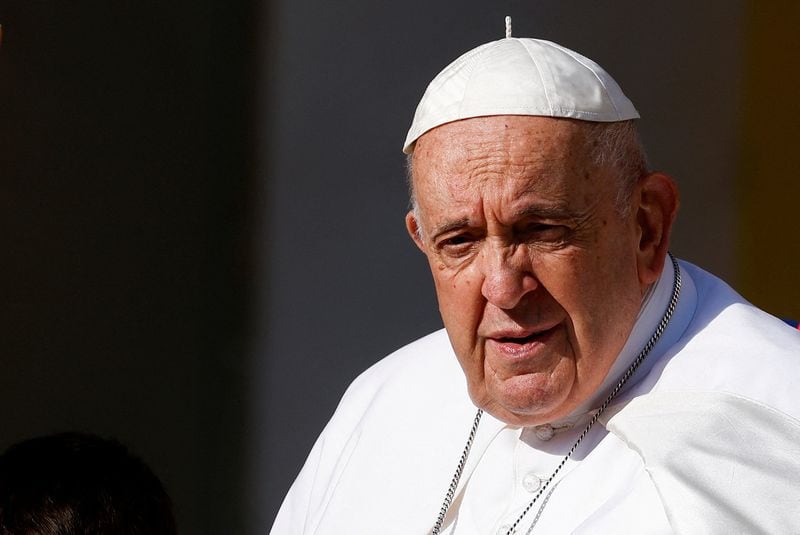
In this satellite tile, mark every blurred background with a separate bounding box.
[1,1,798,533]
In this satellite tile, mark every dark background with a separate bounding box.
[1,1,253,533]
[1,1,797,533]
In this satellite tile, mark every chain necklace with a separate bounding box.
[430,254,682,535]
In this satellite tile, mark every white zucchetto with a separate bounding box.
[403,37,639,154]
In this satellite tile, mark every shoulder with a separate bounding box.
[600,262,800,530]
[680,260,799,350]
[330,329,460,420]
[344,328,455,391]
[652,260,800,416]
[271,329,476,534]
[308,328,470,455]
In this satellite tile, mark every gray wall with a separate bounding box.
[252,1,745,531]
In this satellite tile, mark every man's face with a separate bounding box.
[407,116,646,426]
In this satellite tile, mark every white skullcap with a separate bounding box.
[403,37,639,154]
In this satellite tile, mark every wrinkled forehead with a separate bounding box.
[410,115,597,210]
[412,115,591,177]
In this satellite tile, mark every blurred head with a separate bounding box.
[405,115,678,426]
[0,432,177,535]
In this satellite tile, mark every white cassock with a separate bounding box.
[270,260,800,534]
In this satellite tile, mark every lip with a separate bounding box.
[485,323,560,360]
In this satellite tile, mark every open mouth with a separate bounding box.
[497,332,542,344]
[495,325,557,345]
[489,325,559,356]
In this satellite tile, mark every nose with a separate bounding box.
[480,244,538,309]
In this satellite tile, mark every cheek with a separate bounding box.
[429,263,484,353]
[546,250,640,367]
[532,253,611,347]
[433,275,479,329]
[429,255,476,305]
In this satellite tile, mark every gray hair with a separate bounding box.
[405,119,649,219]
[586,120,650,216]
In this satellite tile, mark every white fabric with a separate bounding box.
[270,261,800,534]
[603,391,800,535]
[402,38,639,154]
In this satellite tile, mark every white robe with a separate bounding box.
[270,260,800,534]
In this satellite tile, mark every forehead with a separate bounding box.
[411,116,594,205]
[414,115,586,156]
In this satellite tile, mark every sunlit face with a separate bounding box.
[407,116,647,426]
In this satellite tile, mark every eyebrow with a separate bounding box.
[512,203,579,221]
[429,203,578,239]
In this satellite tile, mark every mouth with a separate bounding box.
[496,332,545,344]
[486,324,560,359]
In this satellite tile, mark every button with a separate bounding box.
[534,424,555,441]
[497,525,514,535]
[522,472,542,493]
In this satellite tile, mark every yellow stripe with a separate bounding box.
[737,2,800,320]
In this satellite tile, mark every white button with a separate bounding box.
[522,472,542,493]
[534,424,554,441]
[497,525,514,535]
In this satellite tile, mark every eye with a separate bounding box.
[519,222,568,242]
[436,233,479,257]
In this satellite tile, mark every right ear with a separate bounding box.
[405,211,426,252]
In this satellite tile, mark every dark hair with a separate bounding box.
[0,432,177,535]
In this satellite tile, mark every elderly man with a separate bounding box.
[271,29,800,535]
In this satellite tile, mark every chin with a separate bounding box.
[486,403,555,427]
[476,381,568,426]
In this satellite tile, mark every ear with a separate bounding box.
[634,172,680,287]
[405,211,427,252]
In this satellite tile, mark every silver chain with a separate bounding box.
[430,407,484,534]
[430,253,682,535]
[524,477,562,534]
